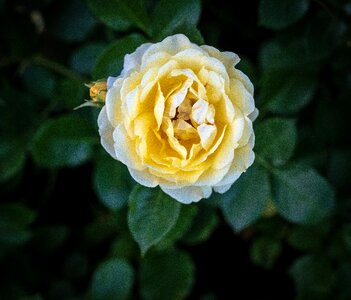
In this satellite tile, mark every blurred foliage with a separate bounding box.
[0,0,350,299]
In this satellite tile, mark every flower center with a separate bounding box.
[166,86,217,153]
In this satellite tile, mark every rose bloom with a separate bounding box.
[98,34,258,204]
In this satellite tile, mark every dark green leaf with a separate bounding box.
[250,237,282,269]
[49,0,97,42]
[70,43,106,75]
[0,87,38,138]
[183,205,218,244]
[156,205,198,250]
[88,0,149,32]
[260,71,317,114]
[289,255,335,299]
[0,203,36,247]
[272,164,335,225]
[118,0,150,33]
[110,234,138,260]
[255,118,297,166]
[86,0,131,31]
[31,114,97,168]
[93,34,146,79]
[288,224,330,251]
[221,164,270,232]
[84,213,120,244]
[91,258,134,300]
[128,185,181,254]
[151,0,201,40]
[0,138,26,183]
[55,79,85,110]
[259,0,309,30]
[140,249,195,300]
[93,154,135,211]
[23,65,56,99]
[259,40,319,72]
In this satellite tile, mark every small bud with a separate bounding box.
[75,80,107,110]
[87,80,107,103]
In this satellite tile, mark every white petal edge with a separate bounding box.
[128,167,158,188]
[97,106,117,159]
[121,43,152,76]
[107,76,118,90]
[160,185,212,204]
[142,34,192,63]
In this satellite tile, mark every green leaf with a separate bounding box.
[91,258,134,300]
[259,39,320,73]
[255,118,297,166]
[88,0,149,32]
[49,0,97,42]
[140,249,195,300]
[55,79,85,110]
[128,186,181,254]
[0,138,26,183]
[0,203,36,247]
[272,164,335,225]
[289,255,335,299]
[23,65,56,99]
[288,224,330,251]
[110,234,138,260]
[260,71,317,114]
[220,164,270,232]
[70,43,106,75]
[183,205,218,244]
[31,114,97,168]
[250,237,282,269]
[151,0,201,40]
[118,0,150,33]
[86,0,131,31]
[156,205,198,250]
[258,0,309,30]
[93,34,146,79]
[0,203,36,226]
[93,154,135,211]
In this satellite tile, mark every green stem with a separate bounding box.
[33,55,86,82]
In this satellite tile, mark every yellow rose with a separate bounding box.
[98,34,258,203]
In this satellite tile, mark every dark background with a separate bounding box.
[1,0,351,299]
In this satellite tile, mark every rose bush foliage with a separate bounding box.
[0,0,350,299]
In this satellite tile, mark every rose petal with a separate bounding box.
[160,185,212,204]
[191,98,209,125]
[128,167,158,187]
[142,34,192,61]
[197,123,217,151]
[201,45,240,69]
[113,125,143,170]
[165,78,192,118]
[122,43,152,75]
[229,78,255,116]
[154,83,165,129]
[98,107,117,159]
